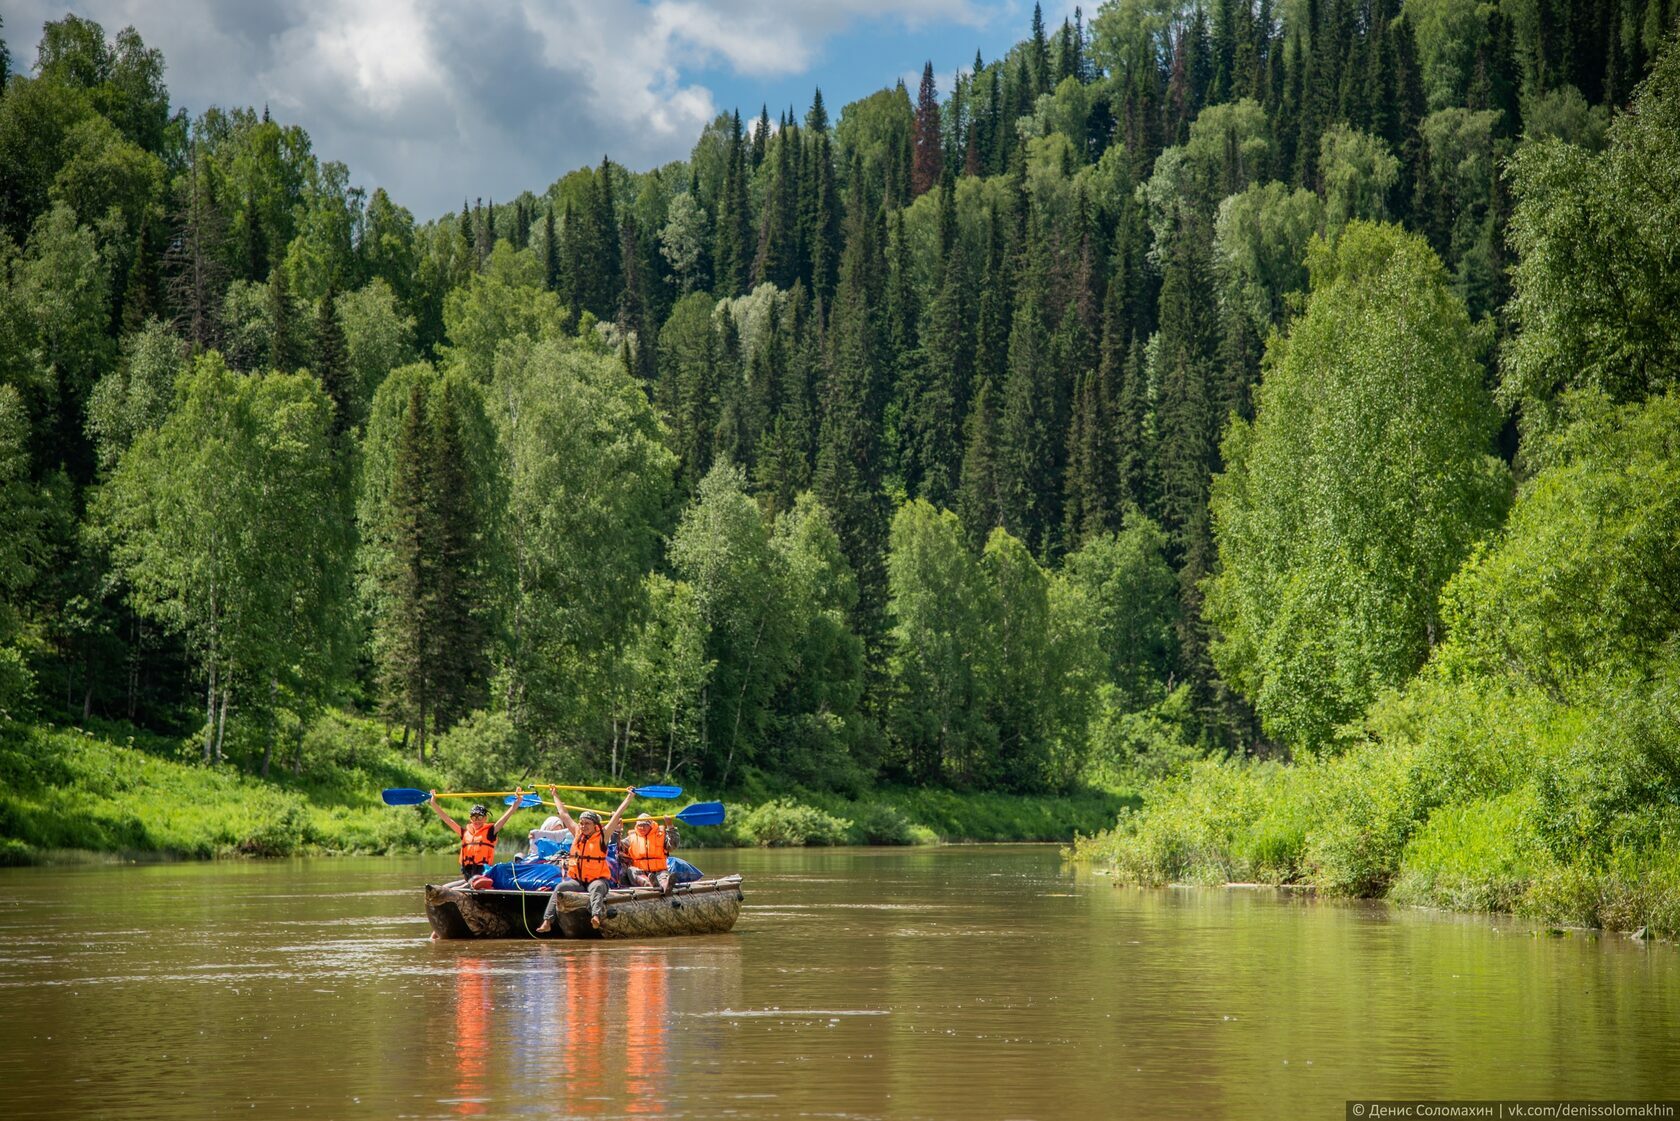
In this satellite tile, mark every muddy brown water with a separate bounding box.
[1,846,1676,1119]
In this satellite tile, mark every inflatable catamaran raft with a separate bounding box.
[424,874,746,939]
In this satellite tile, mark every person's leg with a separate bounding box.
[587,878,611,927]
[536,878,583,932]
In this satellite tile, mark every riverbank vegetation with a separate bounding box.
[0,715,1129,863]
[0,0,1675,923]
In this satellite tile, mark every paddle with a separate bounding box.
[508,795,726,827]
[380,783,683,807]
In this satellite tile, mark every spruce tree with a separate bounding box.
[802,131,841,307]
[266,265,300,373]
[754,284,818,514]
[752,104,771,168]
[382,381,434,759]
[1029,3,1051,96]
[805,87,829,133]
[543,206,559,291]
[1115,334,1150,512]
[971,205,1014,389]
[912,61,944,197]
[714,111,751,297]
[1151,213,1219,557]
[957,376,1004,549]
[590,156,622,316]
[997,279,1054,552]
[313,283,351,438]
[428,379,487,732]
[815,190,890,651]
[915,235,972,508]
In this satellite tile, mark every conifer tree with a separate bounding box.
[752,119,800,289]
[382,381,434,759]
[915,225,972,508]
[805,87,829,133]
[971,205,1014,389]
[815,189,890,649]
[755,285,818,514]
[542,206,559,292]
[165,139,228,355]
[590,156,622,317]
[752,104,771,168]
[313,283,351,437]
[1029,3,1051,96]
[1151,213,1219,557]
[912,62,944,197]
[997,278,1054,551]
[801,129,841,307]
[427,379,487,732]
[618,212,658,385]
[266,265,300,373]
[957,376,1004,549]
[1115,334,1150,513]
[713,111,751,297]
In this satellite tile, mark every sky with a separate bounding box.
[2,1,1081,220]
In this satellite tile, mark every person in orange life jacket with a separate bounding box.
[427,788,526,880]
[535,786,634,932]
[623,812,679,895]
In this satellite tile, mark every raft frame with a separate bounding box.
[424,874,745,940]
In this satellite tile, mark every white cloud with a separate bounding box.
[0,0,1001,217]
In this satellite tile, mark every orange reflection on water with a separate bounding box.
[547,948,671,1117]
[452,957,491,1116]
[623,950,669,1115]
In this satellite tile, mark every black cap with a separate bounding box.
[470,804,488,817]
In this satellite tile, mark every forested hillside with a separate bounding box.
[0,0,1676,845]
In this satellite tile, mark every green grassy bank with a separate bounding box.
[1071,672,1680,940]
[0,716,1134,865]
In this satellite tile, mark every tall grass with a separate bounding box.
[0,715,1138,863]
[1072,671,1680,937]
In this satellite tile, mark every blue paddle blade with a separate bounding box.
[674,801,725,826]
[381,788,430,806]
[502,793,545,808]
[632,784,683,800]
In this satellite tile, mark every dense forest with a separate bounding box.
[0,0,1676,857]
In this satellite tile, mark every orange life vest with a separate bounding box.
[567,829,613,883]
[459,822,496,867]
[624,826,668,873]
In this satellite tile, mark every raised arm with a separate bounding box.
[493,788,525,832]
[604,788,635,841]
[428,791,462,836]
[550,787,577,834]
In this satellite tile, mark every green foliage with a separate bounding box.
[1207,221,1509,749]
[494,339,675,752]
[739,798,853,847]
[1087,388,1680,935]
[96,352,353,762]
[86,318,181,473]
[1503,39,1680,409]
[433,709,532,792]
[441,242,565,383]
[0,715,451,860]
[335,278,416,432]
[886,500,993,783]
[1318,126,1399,233]
[1437,391,1680,699]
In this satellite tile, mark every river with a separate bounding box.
[1,846,1676,1119]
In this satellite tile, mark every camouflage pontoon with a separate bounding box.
[424,874,744,940]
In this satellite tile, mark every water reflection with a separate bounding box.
[624,950,669,1115]
[451,957,491,1116]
